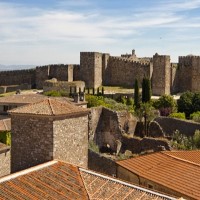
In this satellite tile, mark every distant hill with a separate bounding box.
[0,64,36,71]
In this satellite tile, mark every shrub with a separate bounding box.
[153,95,177,116]
[190,111,200,122]
[86,95,105,108]
[44,90,68,97]
[177,91,194,118]
[193,130,200,148]
[0,131,11,146]
[169,112,186,120]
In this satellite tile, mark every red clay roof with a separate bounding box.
[164,150,200,165]
[0,160,175,200]
[8,98,89,116]
[117,151,200,200]
[0,118,11,131]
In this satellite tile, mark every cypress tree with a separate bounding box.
[102,87,104,96]
[134,79,139,108]
[142,78,151,103]
[146,78,152,102]
[142,78,146,102]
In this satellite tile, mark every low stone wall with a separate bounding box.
[43,79,85,94]
[0,147,10,177]
[154,117,200,137]
[88,150,116,176]
[121,136,171,154]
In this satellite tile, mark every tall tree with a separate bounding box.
[134,79,139,108]
[142,78,151,103]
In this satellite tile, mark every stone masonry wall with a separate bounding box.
[53,115,88,168]
[88,107,103,141]
[88,150,116,176]
[11,115,54,173]
[154,117,200,137]
[0,150,10,177]
[191,56,200,92]
[177,56,193,92]
[49,64,73,82]
[152,54,171,95]
[104,57,151,87]
[89,107,137,152]
[43,80,85,93]
[0,69,35,87]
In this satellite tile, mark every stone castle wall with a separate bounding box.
[104,56,152,87]
[0,69,35,87]
[177,56,193,92]
[1,50,200,94]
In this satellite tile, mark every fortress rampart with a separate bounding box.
[1,50,200,95]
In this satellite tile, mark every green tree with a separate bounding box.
[177,91,194,118]
[153,95,177,116]
[134,79,139,108]
[193,130,200,149]
[142,78,151,103]
[192,92,200,112]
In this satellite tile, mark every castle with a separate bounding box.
[1,49,200,95]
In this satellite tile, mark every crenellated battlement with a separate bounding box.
[109,56,150,66]
[1,49,200,94]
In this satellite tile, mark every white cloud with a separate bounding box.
[0,0,200,65]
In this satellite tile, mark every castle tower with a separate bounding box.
[102,53,110,85]
[191,56,200,92]
[9,99,89,173]
[152,53,171,95]
[80,52,102,88]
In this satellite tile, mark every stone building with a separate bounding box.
[9,98,89,173]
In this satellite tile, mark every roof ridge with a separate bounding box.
[0,160,58,183]
[47,98,54,115]
[161,151,200,167]
[79,168,176,200]
[2,119,7,130]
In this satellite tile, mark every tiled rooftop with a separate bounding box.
[9,98,89,116]
[0,118,11,131]
[117,151,200,200]
[0,160,175,200]
[0,94,46,104]
[164,150,200,165]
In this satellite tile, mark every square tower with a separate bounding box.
[9,99,89,173]
[80,52,102,88]
[152,53,171,95]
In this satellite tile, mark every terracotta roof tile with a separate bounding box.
[0,94,46,104]
[8,98,89,116]
[164,150,200,165]
[0,160,175,200]
[117,151,200,199]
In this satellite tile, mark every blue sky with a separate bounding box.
[0,0,200,66]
